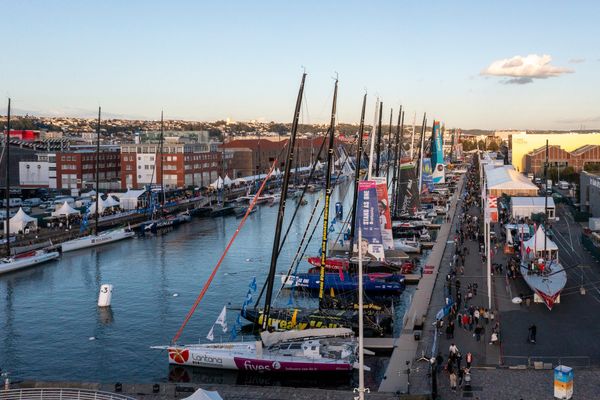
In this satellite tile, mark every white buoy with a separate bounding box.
[98,284,113,307]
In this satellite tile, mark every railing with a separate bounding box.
[502,355,592,368]
[0,388,136,400]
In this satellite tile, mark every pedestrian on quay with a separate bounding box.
[466,352,473,369]
[483,308,489,324]
[435,352,444,374]
[528,324,537,343]
[449,343,459,357]
[457,312,463,328]
[458,367,465,387]
[449,370,458,391]
[474,325,483,341]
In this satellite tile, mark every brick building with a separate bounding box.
[222,137,345,177]
[55,147,121,190]
[120,141,221,190]
[524,144,600,175]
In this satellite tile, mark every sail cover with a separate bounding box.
[261,328,353,347]
[397,162,420,215]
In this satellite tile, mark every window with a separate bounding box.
[138,165,141,169]
[126,165,132,171]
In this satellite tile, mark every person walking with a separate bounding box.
[465,352,473,369]
[449,343,459,358]
[528,324,537,343]
[435,352,444,374]
[449,370,458,391]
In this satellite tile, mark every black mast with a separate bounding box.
[386,108,393,185]
[5,98,10,257]
[318,78,339,307]
[390,106,402,217]
[159,111,164,208]
[349,93,367,253]
[544,139,549,259]
[375,101,383,176]
[261,73,306,331]
[94,107,101,234]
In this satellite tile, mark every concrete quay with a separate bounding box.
[378,176,465,394]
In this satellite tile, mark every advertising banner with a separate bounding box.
[353,180,385,261]
[373,176,394,250]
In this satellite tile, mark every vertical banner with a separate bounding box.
[373,176,394,250]
[353,180,385,261]
[421,159,434,192]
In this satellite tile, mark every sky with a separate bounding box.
[1,0,599,130]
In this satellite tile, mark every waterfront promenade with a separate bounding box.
[378,175,465,394]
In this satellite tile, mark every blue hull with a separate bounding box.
[287,272,405,294]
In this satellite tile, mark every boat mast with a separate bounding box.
[367,99,379,180]
[94,107,101,234]
[261,73,306,331]
[386,108,393,186]
[318,78,339,308]
[159,111,164,208]
[394,110,405,218]
[390,105,402,218]
[417,113,426,193]
[410,111,416,160]
[544,139,549,260]
[375,101,383,176]
[349,93,367,253]
[5,98,10,257]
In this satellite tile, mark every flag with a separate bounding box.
[215,306,228,333]
[206,325,214,341]
[229,327,238,341]
[249,277,257,292]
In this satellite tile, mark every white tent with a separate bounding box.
[88,197,111,214]
[209,176,224,189]
[484,165,538,197]
[52,201,80,217]
[9,208,38,233]
[232,177,247,185]
[111,189,146,210]
[523,226,558,257]
[315,161,323,171]
[181,388,223,400]
[223,175,233,187]
[104,196,120,208]
[81,190,97,198]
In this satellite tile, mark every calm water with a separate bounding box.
[0,182,416,387]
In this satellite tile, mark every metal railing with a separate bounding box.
[502,355,592,368]
[0,388,136,400]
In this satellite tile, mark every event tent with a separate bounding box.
[9,208,38,233]
[522,225,558,259]
[181,388,223,400]
[485,165,539,197]
[223,175,233,187]
[210,176,224,189]
[52,201,80,217]
[111,189,146,210]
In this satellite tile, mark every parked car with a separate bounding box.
[23,198,43,207]
[39,201,53,209]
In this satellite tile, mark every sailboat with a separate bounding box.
[518,141,566,310]
[61,107,134,252]
[0,98,59,274]
[158,74,359,373]
[247,92,397,334]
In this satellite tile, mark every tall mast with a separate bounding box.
[544,139,549,259]
[367,99,379,180]
[394,111,405,217]
[390,105,402,217]
[94,107,101,234]
[349,93,367,253]
[159,111,164,207]
[318,78,339,307]
[417,113,426,193]
[375,101,383,176]
[410,111,416,160]
[386,108,393,185]
[5,98,11,257]
[261,73,306,331]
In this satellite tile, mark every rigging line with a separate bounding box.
[274,194,323,301]
[171,155,281,344]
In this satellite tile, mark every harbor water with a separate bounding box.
[0,182,415,388]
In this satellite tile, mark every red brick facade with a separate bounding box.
[56,149,121,190]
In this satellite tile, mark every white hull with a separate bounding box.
[61,229,135,252]
[0,250,60,275]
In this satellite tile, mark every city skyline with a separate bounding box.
[1,0,599,130]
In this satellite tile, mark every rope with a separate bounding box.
[171,156,280,344]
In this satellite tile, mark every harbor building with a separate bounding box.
[580,171,600,217]
[524,144,600,175]
[120,140,221,190]
[55,146,121,190]
[511,132,600,172]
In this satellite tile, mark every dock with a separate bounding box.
[378,176,464,394]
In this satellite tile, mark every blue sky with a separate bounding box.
[1,0,599,129]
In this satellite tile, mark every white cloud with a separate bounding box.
[481,54,573,84]
[569,58,586,64]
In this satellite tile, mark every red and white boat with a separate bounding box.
[157,328,357,373]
